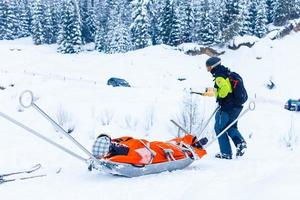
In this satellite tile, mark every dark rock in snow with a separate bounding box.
[185,47,225,56]
[228,42,255,50]
[177,78,186,81]
[107,77,131,87]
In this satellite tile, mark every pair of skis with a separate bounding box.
[0,164,45,184]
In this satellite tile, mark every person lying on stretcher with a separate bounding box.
[92,134,208,165]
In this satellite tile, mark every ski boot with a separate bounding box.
[236,142,247,157]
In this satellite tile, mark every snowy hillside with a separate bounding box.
[1,32,300,200]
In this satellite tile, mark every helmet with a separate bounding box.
[92,134,112,158]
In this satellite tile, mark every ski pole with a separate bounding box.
[170,119,189,135]
[170,106,220,138]
[19,90,98,162]
[196,106,220,139]
[205,101,255,148]
[0,111,87,162]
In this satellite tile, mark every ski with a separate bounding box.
[0,164,41,178]
[0,174,46,184]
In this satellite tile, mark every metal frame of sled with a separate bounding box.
[0,90,255,177]
[93,157,194,177]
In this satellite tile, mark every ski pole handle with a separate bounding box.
[19,90,34,108]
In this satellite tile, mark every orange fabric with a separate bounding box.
[169,134,207,158]
[106,134,207,165]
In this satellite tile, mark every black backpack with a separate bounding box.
[228,71,248,106]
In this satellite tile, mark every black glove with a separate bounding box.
[193,137,208,149]
[199,137,208,145]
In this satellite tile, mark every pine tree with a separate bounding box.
[168,1,181,46]
[18,0,31,38]
[210,0,223,45]
[58,0,82,54]
[31,0,44,45]
[220,0,243,42]
[43,1,56,44]
[94,0,108,52]
[273,0,293,26]
[160,0,178,45]
[241,0,257,36]
[147,0,161,45]
[254,1,267,38]
[49,0,61,43]
[192,0,202,44]
[290,0,300,19]
[265,0,275,24]
[95,23,105,52]
[105,0,131,53]
[0,0,7,40]
[131,0,152,50]
[5,0,19,40]
[199,1,220,45]
[178,0,194,43]
[295,0,300,19]
[221,0,240,28]
[80,0,97,44]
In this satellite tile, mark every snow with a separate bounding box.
[1,32,300,199]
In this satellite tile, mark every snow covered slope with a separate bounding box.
[1,32,300,200]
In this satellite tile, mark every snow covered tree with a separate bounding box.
[105,0,131,53]
[18,0,31,38]
[58,0,82,54]
[131,0,152,50]
[241,0,257,36]
[31,0,44,45]
[254,1,268,38]
[295,0,300,19]
[4,0,19,40]
[147,0,161,45]
[94,0,108,52]
[192,1,202,43]
[220,0,239,27]
[290,0,300,19]
[49,0,62,44]
[160,0,180,46]
[265,0,276,24]
[80,0,97,44]
[43,1,56,44]
[168,2,181,46]
[273,0,293,26]
[95,23,105,52]
[219,0,243,42]
[0,0,7,40]
[178,0,194,43]
[197,0,220,45]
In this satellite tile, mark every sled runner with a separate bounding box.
[92,157,194,177]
